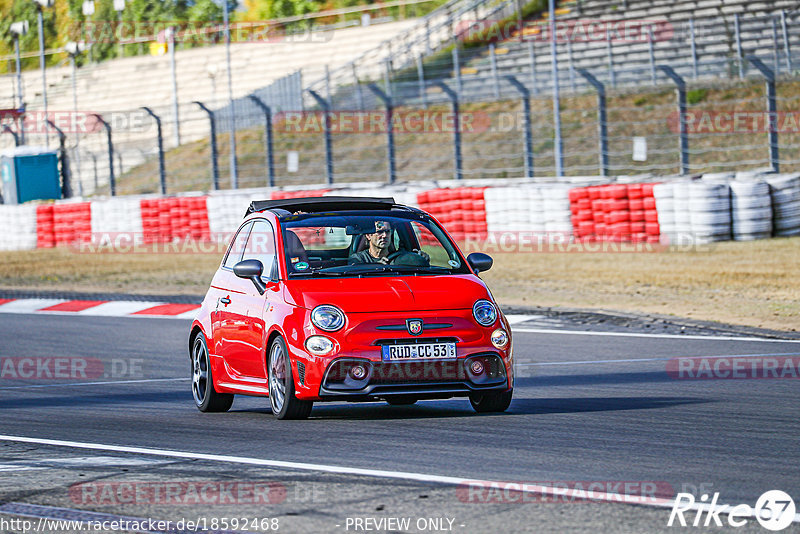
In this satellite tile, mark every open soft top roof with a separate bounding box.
[246,196,398,217]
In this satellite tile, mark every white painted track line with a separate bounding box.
[0,435,796,523]
[511,327,800,343]
[515,352,800,367]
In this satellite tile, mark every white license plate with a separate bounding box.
[381,342,456,362]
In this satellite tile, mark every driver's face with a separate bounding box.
[368,221,391,249]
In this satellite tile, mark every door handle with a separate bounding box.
[220,297,231,305]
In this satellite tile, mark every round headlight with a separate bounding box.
[491,329,509,349]
[311,305,346,332]
[305,335,335,356]
[473,299,497,326]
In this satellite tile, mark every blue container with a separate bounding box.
[0,146,60,205]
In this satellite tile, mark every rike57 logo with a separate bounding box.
[668,490,796,531]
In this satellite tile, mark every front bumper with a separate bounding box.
[318,352,508,400]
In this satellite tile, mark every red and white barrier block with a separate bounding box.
[0,299,199,319]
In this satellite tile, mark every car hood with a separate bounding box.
[283,275,491,313]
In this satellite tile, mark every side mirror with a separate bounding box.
[467,252,493,274]
[233,259,266,295]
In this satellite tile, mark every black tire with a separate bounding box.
[268,336,313,420]
[191,334,234,413]
[386,396,418,406]
[469,389,513,413]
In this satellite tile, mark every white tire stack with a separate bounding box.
[730,181,772,241]
[90,197,143,245]
[688,182,731,243]
[0,204,37,251]
[206,194,253,240]
[541,185,572,243]
[652,182,676,243]
[765,174,800,237]
[672,181,693,243]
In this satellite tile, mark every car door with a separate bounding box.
[220,219,279,380]
[211,221,253,374]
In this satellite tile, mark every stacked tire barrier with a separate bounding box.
[0,204,37,251]
[568,183,659,243]
[4,176,800,253]
[35,205,55,248]
[484,185,572,241]
[416,188,487,242]
[730,181,772,241]
[766,174,800,237]
[90,197,143,243]
[53,202,92,246]
[140,197,211,242]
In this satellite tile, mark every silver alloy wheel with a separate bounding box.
[269,342,287,414]
[191,337,208,406]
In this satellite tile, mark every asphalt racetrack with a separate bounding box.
[1,312,799,533]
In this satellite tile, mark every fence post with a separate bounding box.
[325,64,332,107]
[527,40,537,94]
[167,27,180,147]
[435,81,462,180]
[748,57,779,173]
[658,66,689,175]
[771,17,780,76]
[605,28,615,88]
[452,39,462,98]
[91,113,116,196]
[192,101,220,190]
[352,63,364,111]
[549,0,564,177]
[90,152,98,191]
[247,95,276,187]
[490,43,500,99]
[648,25,656,84]
[577,69,608,177]
[567,39,576,92]
[734,14,744,79]
[383,59,393,98]
[689,18,698,80]
[416,54,428,109]
[506,75,533,178]
[46,120,71,198]
[308,90,334,185]
[781,10,792,73]
[141,107,166,195]
[367,84,396,184]
[1,125,19,146]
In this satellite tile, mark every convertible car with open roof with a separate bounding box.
[189,196,513,419]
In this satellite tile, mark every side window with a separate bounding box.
[242,220,277,279]
[223,222,253,269]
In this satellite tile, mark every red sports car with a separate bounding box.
[189,197,513,419]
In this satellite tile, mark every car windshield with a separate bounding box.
[280,211,469,278]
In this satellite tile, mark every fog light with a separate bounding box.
[491,329,509,349]
[350,364,367,380]
[305,335,335,356]
[470,360,485,375]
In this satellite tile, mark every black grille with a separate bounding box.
[369,361,466,384]
[297,361,306,386]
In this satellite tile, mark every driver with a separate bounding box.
[348,220,430,265]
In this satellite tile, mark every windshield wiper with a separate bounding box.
[288,269,345,277]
